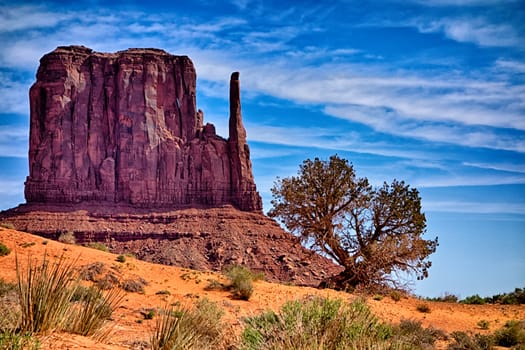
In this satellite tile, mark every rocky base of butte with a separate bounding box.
[0,46,341,286]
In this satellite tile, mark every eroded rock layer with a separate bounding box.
[1,205,342,286]
[25,46,262,211]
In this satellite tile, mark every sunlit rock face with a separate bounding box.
[25,46,262,212]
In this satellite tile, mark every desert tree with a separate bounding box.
[268,155,438,290]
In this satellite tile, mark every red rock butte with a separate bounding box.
[1,46,342,286]
[25,45,262,212]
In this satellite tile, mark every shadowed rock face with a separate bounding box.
[25,46,262,211]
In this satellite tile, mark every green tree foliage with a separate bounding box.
[269,155,438,290]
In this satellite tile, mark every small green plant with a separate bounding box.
[223,265,262,300]
[58,231,76,245]
[477,319,490,330]
[0,331,40,350]
[390,290,402,302]
[0,222,15,229]
[116,255,126,263]
[155,290,171,295]
[416,303,431,313]
[19,242,36,249]
[85,242,109,252]
[143,309,156,320]
[151,298,226,350]
[373,294,384,301]
[0,242,11,257]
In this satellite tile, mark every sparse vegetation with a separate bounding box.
[393,319,444,349]
[461,288,525,305]
[84,242,109,252]
[223,265,263,300]
[0,253,122,344]
[494,320,525,348]
[116,254,126,263]
[122,277,148,293]
[477,319,490,330]
[416,303,431,313]
[390,290,403,302]
[461,294,486,305]
[58,231,76,244]
[155,290,171,295]
[0,242,11,257]
[241,296,398,350]
[426,292,459,303]
[151,298,226,350]
[0,222,15,230]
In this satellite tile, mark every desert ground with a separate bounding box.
[1,226,523,349]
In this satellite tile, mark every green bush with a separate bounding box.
[151,298,226,350]
[85,242,109,252]
[241,297,395,350]
[461,294,485,305]
[116,254,126,263]
[0,222,15,230]
[0,242,11,257]
[477,319,490,330]
[393,319,443,349]
[0,331,40,350]
[447,331,494,350]
[223,265,262,300]
[416,303,431,313]
[494,320,525,348]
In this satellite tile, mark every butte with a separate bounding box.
[0,46,340,286]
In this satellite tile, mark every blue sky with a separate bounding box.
[0,0,524,298]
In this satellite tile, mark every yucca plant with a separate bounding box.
[66,285,123,336]
[16,253,79,334]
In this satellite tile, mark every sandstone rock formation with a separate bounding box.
[25,46,262,211]
[0,46,341,287]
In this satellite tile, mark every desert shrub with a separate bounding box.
[390,290,402,302]
[85,242,109,252]
[393,319,444,349]
[58,231,76,244]
[122,277,148,293]
[416,303,431,313]
[0,331,40,350]
[151,298,225,350]
[0,278,16,297]
[96,272,120,290]
[447,331,493,350]
[461,294,485,305]
[204,278,224,291]
[427,292,459,303]
[79,262,106,281]
[223,265,262,300]
[477,320,490,330]
[116,254,126,263]
[494,320,525,348]
[241,296,395,350]
[0,222,15,230]
[0,242,11,257]
[155,290,171,295]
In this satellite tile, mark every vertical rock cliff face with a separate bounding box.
[25,46,262,211]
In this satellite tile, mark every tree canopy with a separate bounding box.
[268,155,438,290]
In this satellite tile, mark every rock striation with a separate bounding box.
[25,46,262,211]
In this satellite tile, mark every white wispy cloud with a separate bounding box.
[414,17,523,48]
[423,200,525,214]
